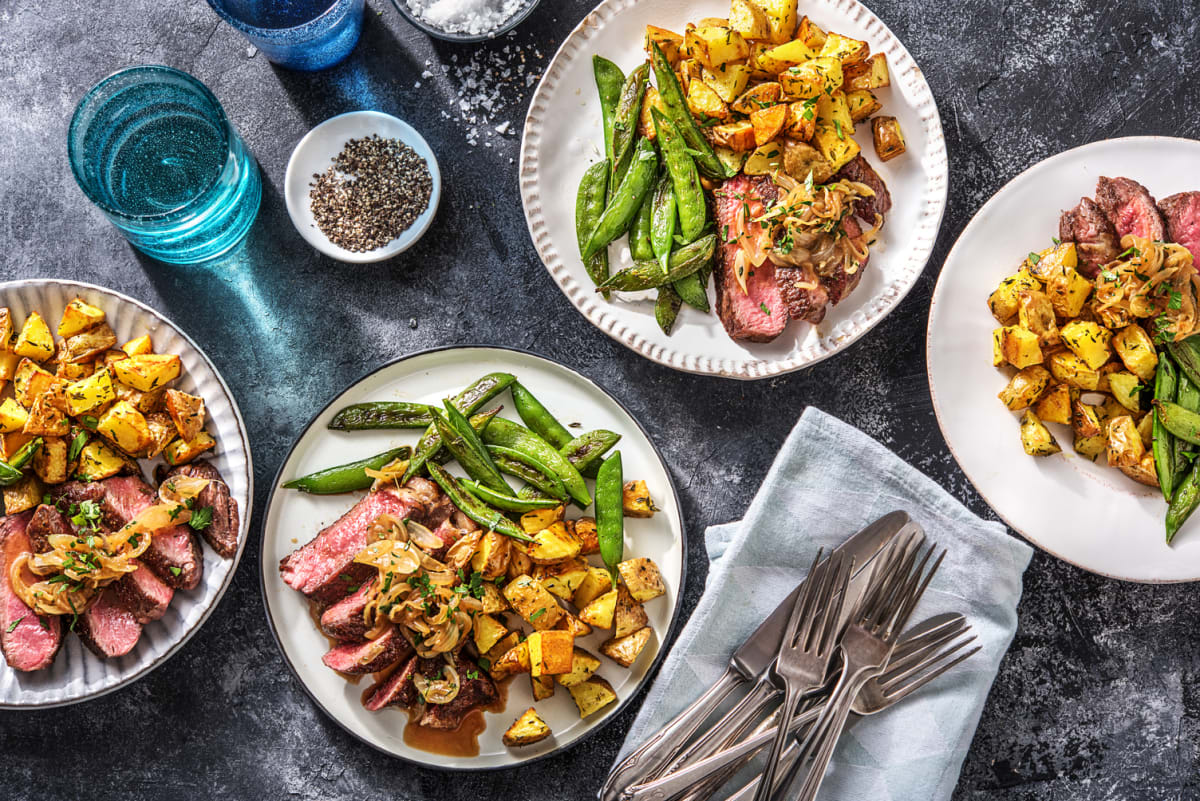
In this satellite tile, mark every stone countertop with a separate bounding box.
[2,1,1200,798]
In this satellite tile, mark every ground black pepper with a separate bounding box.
[309,135,433,252]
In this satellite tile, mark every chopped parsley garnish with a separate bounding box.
[1169,289,1183,310]
[760,302,771,316]
[188,506,213,531]
[7,616,23,633]
[833,119,844,140]
[1027,251,1041,265]
[170,566,182,576]
[1100,270,1117,282]
[465,668,480,680]
[70,500,102,532]
[529,607,547,622]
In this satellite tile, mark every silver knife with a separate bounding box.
[599,510,913,801]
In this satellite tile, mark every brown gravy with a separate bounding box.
[400,676,510,757]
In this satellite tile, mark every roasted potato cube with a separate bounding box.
[31,436,68,485]
[3,474,43,516]
[842,53,889,91]
[471,529,512,579]
[742,140,785,175]
[102,349,128,370]
[503,574,563,630]
[56,359,93,381]
[617,557,666,602]
[729,0,770,39]
[796,15,826,47]
[602,626,654,668]
[997,366,1051,411]
[1048,351,1099,390]
[113,381,164,415]
[556,648,602,687]
[1107,372,1143,412]
[622,480,658,518]
[528,629,575,677]
[1106,415,1145,468]
[1121,452,1159,487]
[75,440,127,481]
[813,91,860,171]
[685,26,750,70]
[473,613,509,654]
[756,38,818,74]
[757,0,798,43]
[163,430,215,466]
[521,506,564,534]
[503,707,551,747]
[615,586,649,639]
[97,400,152,454]
[507,548,534,582]
[697,17,730,28]
[1060,321,1112,370]
[573,565,614,608]
[1138,411,1154,448]
[701,63,751,103]
[645,25,685,66]
[819,31,870,65]
[676,58,703,94]
[1000,326,1044,369]
[845,89,881,123]
[557,610,592,639]
[778,56,843,99]
[709,120,757,152]
[522,522,582,564]
[1033,384,1075,425]
[62,323,117,364]
[1026,242,1078,279]
[122,334,152,357]
[0,399,28,433]
[484,631,521,667]
[0,309,12,348]
[531,673,555,701]
[1073,431,1105,459]
[578,588,618,629]
[988,269,1042,322]
[162,389,205,442]
[749,104,788,146]
[58,299,105,338]
[65,367,116,416]
[478,581,507,615]
[1045,266,1093,318]
[24,386,70,438]
[13,312,54,362]
[686,78,730,122]
[0,432,34,463]
[1096,362,1124,394]
[1070,398,1104,438]
[781,139,834,183]
[783,100,817,141]
[572,518,600,555]
[1017,290,1060,348]
[568,677,618,718]
[991,328,1006,367]
[871,116,906,162]
[0,352,18,384]
[491,640,531,679]
[1112,324,1158,381]
[535,556,590,600]
[731,81,783,115]
[111,354,181,392]
[1019,411,1061,456]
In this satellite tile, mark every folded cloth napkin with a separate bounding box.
[617,407,1033,801]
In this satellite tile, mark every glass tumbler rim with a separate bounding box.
[204,0,349,42]
[67,64,233,223]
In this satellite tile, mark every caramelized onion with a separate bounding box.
[413,661,460,704]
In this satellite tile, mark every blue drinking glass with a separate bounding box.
[67,66,262,265]
[206,0,366,71]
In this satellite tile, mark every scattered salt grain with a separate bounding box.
[406,0,527,36]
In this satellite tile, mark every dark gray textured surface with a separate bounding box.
[1,1,1199,798]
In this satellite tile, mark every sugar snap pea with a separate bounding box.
[1168,462,1200,543]
[593,56,624,159]
[655,286,683,335]
[426,463,532,542]
[402,372,515,482]
[1169,339,1200,389]
[328,402,433,431]
[650,172,677,273]
[518,485,556,502]
[1154,401,1200,446]
[511,382,573,449]
[631,192,655,261]
[596,451,624,579]
[432,408,510,495]
[673,272,711,312]
[1154,356,1178,500]
[0,437,42,486]
[649,43,731,180]
[481,418,592,507]
[560,429,621,479]
[282,446,412,494]
[610,63,650,194]
[598,233,717,292]
[651,107,706,242]
[460,480,560,513]
[1174,371,1199,478]
[583,139,659,260]
[486,445,569,501]
[576,160,612,297]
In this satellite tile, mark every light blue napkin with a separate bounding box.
[618,407,1033,800]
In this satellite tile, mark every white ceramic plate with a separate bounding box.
[520,0,947,379]
[260,347,686,768]
[0,279,253,706]
[928,136,1200,582]
[284,111,442,263]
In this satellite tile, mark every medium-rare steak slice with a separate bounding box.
[76,586,142,659]
[1059,197,1120,278]
[0,512,62,672]
[714,174,788,342]
[418,655,498,730]
[47,482,123,531]
[1160,191,1200,261]
[104,476,202,591]
[27,503,72,554]
[319,578,376,642]
[825,214,870,305]
[166,460,239,558]
[281,485,429,606]
[322,625,413,675]
[363,654,423,711]
[1094,176,1166,242]
[112,562,174,624]
[775,264,829,323]
[835,155,892,224]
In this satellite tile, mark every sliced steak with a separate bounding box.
[825,214,870,305]
[0,512,62,672]
[166,461,239,558]
[321,625,413,675]
[76,586,142,659]
[112,562,174,624]
[418,656,498,730]
[1160,191,1200,261]
[47,482,123,531]
[363,654,423,711]
[835,155,892,224]
[280,485,429,606]
[104,476,202,591]
[27,504,72,554]
[1094,176,1166,242]
[1059,197,1121,278]
[713,175,788,342]
[775,264,830,323]
[319,578,376,642]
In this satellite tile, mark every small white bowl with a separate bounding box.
[284,110,441,263]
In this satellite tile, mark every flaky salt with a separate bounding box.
[406,0,527,36]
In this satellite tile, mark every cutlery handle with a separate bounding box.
[662,676,777,773]
[602,668,743,801]
[790,685,860,801]
[779,671,870,801]
[753,684,799,801]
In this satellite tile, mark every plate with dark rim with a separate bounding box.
[0,279,253,707]
[388,0,541,42]
[259,346,686,768]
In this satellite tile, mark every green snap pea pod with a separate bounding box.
[583,140,659,260]
[594,56,624,159]
[480,418,592,507]
[281,446,412,494]
[576,160,612,297]
[1168,339,1200,389]
[518,485,556,502]
[402,372,516,482]
[595,451,624,579]
[510,382,573,449]
[1154,356,1178,500]
[610,63,650,195]
[1174,372,1200,478]
[1167,461,1200,544]
[328,402,433,431]
[0,437,43,486]
[432,409,510,495]
[1154,401,1200,446]
[655,286,683,335]
[599,234,717,292]
[560,429,622,479]
[673,272,711,312]
[426,463,532,543]
[486,445,569,501]
[649,43,730,179]
[650,172,677,273]
[630,192,655,260]
[460,480,561,512]
[651,107,706,242]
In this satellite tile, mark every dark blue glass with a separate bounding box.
[206,0,365,71]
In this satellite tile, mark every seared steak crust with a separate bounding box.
[1160,191,1200,261]
[1094,176,1166,242]
[1059,196,1120,278]
[166,461,239,558]
[27,504,72,554]
[417,655,498,730]
[836,155,892,224]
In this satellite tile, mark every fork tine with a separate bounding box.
[784,549,824,649]
[863,538,919,630]
[818,554,853,656]
[878,543,934,636]
[856,534,909,624]
[879,624,970,680]
[808,551,843,650]
[796,550,832,650]
[880,636,979,697]
[892,548,946,636]
[890,615,966,661]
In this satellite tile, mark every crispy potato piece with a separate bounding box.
[1074,432,1105,460]
[1017,290,1060,349]
[1096,363,1124,394]
[58,299,105,338]
[0,399,28,433]
[819,32,870,65]
[122,334,152,357]
[601,627,654,668]
[556,648,602,687]
[1107,372,1142,412]
[1070,398,1104,438]
[729,0,770,39]
[573,565,614,608]
[756,39,818,74]
[522,522,582,564]
[478,581,507,615]
[988,269,1042,323]
[685,26,750,70]
[471,529,512,579]
[778,57,843,99]
[164,388,205,442]
[617,558,666,602]
[13,312,54,362]
[528,630,575,677]
[637,87,664,141]
[32,437,68,485]
[97,400,152,454]
[1048,351,1100,390]
[622,481,658,518]
[615,586,649,638]
[871,116,906,162]
[686,79,730,122]
[1019,411,1061,456]
[783,100,817,141]
[535,556,590,600]
[1137,411,1154,448]
[731,81,783,115]
[163,430,216,466]
[3,474,43,515]
[998,366,1051,411]
[1121,452,1158,487]
[743,141,785,176]
[111,354,180,393]
[571,518,600,555]
[556,610,592,639]
[113,381,164,415]
[781,139,834,183]
[25,384,70,437]
[999,326,1044,370]
[745,42,775,80]
[645,25,685,66]
[484,631,521,667]
[701,64,751,103]
[842,53,889,91]
[750,104,788,146]
[65,367,116,416]
[1106,415,1144,468]
[568,677,618,718]
[75,440,127,481]
[62,323,117,364]
[710,120,757,152]
[578,588,617,629]
[1033,384,1075,425]
[1045,267,1093,318]
[813,91,860,171]
[1026,242,1078,279]
[531,673,555,702]
[503,707,551,747]
[0,309,12,348]
[503,574,563,630]
[1112,324,1158,381]
[0,352,19,384]
[142,412,174,459]
[757,0,798,44]
[521,506,564,534]
[473,613,509,654]
[796,15,826,48]
[1060,321,1112,370]
[491,640,531,680]
[845,89,882,123]
[507,548,534,582]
